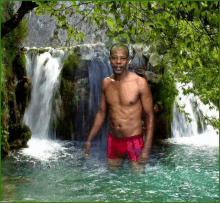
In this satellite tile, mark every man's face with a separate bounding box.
[109,47,130,75]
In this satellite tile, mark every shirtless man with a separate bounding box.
[83,44,154,172]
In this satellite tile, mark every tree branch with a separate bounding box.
[1,1,38,39]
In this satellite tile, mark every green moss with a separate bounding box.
[12,51,27,81]
[1,130,10,157]
[50,52,81,140]
[38,48,50,55]
[61,53,78,80]
[154,71,178,138]
[1,83,9,112]
[8,123,32,146]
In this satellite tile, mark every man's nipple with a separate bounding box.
[130,101,134,105]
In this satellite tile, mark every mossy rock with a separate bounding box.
[38,48,50,55]
[152,72,178,139]
[12,51,27,81]
[8,123,32,148]
[1,83,8,110]
[61,53,78,80]
[15,76,32,121]
[10,139,23,149]
[1,130,10,157]
[1,112,9,131]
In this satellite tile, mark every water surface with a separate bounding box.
[1,137,219,202]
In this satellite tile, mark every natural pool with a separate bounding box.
[1,136,219,202]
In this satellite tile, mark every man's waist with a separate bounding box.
[109,131,143,141]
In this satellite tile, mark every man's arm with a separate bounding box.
[83,78,108,157]
[138,77,154,163]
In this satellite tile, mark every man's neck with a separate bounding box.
[114,70,129,82]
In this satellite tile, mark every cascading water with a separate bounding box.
[22,47,68,160]
[24,47,67,139]
[169,82,219,146]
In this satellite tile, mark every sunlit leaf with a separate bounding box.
[107,17,115,29]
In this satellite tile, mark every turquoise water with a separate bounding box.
[1,139,219,202]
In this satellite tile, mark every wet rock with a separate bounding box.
[15,76,32,122]
[1,130,10,157]
[9,123,32,148]
[12,50,27,81]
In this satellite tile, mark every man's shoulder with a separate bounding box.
[102,76,112,84]
[101,76,112,91]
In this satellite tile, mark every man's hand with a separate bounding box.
[83,141,91,159]
[137,149,150,164]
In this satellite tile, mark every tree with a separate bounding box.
[1,1,38,39]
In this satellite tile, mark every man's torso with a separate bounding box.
[103,72,143,137]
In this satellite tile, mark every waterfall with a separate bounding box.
[169,82,219,146]
[23,45,113,148]
[74,44,113,150]
[23,47,67,139]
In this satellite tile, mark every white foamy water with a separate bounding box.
[167,130,219,147]
[20,138,64,161]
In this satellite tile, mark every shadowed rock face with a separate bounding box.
[15,76,32,122]
[73,46,113,144]
[9,123,32,149]
[23,3,108,47]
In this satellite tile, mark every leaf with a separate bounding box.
[35,8,44,16]
[60,15,67,22]
[194,8,201,21]
[72,33,78,42]
[187,42,191,48]
[188,60,192,68]
[106,30,113,36]
[137,20,142,27]
[107,17,115,29]
[144,21,153,26]
[93,7,99,16]
[65,10,69,16]
[116,17,122,24]
[147,2,152,10]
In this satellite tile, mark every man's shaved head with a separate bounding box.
[110,43,129,57]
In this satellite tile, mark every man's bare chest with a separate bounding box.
[105,81,140,106]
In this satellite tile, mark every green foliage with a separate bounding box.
[155,71,178,120]
[153,71,178,138]
[1,1,28,82]
[35,1,85,44]
[1,130,10,156]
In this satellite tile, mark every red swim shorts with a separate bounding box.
[107,132,144,162]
